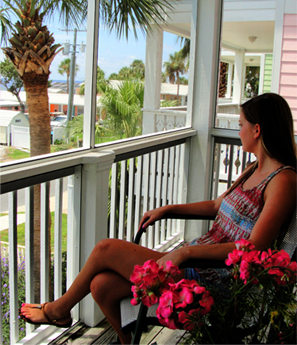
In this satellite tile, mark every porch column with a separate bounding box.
[185,0,223,240]
[142,26,163,134]
[79,151,115,327]
[258,54,266,95]
[226,62,233,98]
[233,50,245,104]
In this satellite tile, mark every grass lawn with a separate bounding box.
[0,212,68,252]
[5,147,30,160]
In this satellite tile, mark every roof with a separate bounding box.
[108,80,189,97]
[161,83,188,97]
[48,81,84,94]
[0,110,28,127]
[0,90,89,107]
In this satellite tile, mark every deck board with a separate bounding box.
[50,319,186,345]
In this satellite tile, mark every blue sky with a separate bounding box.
[0,11,184,83]
[46,21,183,82]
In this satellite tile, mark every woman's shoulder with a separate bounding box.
[264,166,296,200]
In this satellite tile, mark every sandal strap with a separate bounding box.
[40,302,61,326]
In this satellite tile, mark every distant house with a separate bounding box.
[160,83,188,106]
[0,110,29,148]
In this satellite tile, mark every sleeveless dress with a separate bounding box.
[184,165,295,285]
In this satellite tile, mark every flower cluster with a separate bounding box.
[226,239,297,285]
[156,279,214,330]
[130,241,297,344]
[130,260,214,330]
[130,259,180,307]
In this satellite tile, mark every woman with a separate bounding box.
[20,93,296,345]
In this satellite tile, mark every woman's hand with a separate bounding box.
[138,207,167,232]
[156,247,188,268]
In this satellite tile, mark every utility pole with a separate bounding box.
[67,28,77,122]
[61,28,86,122]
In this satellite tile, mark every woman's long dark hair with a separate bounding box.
[227,93,296,194]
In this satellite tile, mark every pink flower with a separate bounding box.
[142,292,159,307]
[164,261,181,276]
[199,291,214,314]
[157,290,176,318]
[226,249,244,266]
[235,239,255,251]
[130,265,145,285]
[174,286,194,308]
[268,267,286,285]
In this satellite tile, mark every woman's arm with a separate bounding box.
[157,169,296,268]
[138,193,225,231]
[248,168,296,250]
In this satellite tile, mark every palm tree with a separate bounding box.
[163,51,186,98]
[130,59,145,80]
[58,58,79,93]
[100,80,144,139]
[118,66,132,80]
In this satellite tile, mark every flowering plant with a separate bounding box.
[130,240,297,344]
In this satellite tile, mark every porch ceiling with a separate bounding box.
[162,1,275,64]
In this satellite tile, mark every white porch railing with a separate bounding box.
[151,106,241,132]
[0,129,195,344]
[0,126,266,344]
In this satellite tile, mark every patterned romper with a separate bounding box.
[184,165,295,285]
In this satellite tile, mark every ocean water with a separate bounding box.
[0,80,84,91]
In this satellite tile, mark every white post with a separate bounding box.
[258,54,266,95]
[79,151,115,326]
[142,26,163,134]
[185,0,223,240]
[233,50,245,105]
[271,0,285,93]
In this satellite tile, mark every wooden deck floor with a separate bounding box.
[49,319,186,345]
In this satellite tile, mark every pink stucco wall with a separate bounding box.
[279,14,297,133]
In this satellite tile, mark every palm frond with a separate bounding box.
[102,0,175,40]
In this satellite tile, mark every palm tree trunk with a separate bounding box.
[23,72,52,302]
[23,72,51,156]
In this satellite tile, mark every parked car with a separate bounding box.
[50,115,67,128]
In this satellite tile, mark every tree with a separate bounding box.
[130,59,145,80]
[118,66,132,80]
[100,80,144,139]
[163,51,186,98]
[79,66,107,95]
[108,72,119,80]
[0,57,25,113]
[58,58,79,93]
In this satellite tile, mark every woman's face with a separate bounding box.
[238,111,258,153]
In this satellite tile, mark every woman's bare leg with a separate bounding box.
[21,239,174,324]
[90,271,133,345]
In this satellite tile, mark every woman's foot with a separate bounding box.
[20,302,72,328]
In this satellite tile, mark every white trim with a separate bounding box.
[258,53,266,94]
[271,0,285,93]
[83,0,100,148]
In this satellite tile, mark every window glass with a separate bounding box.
[215,1,275,130]
[94,30,188,145]
[0,3,87,162]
